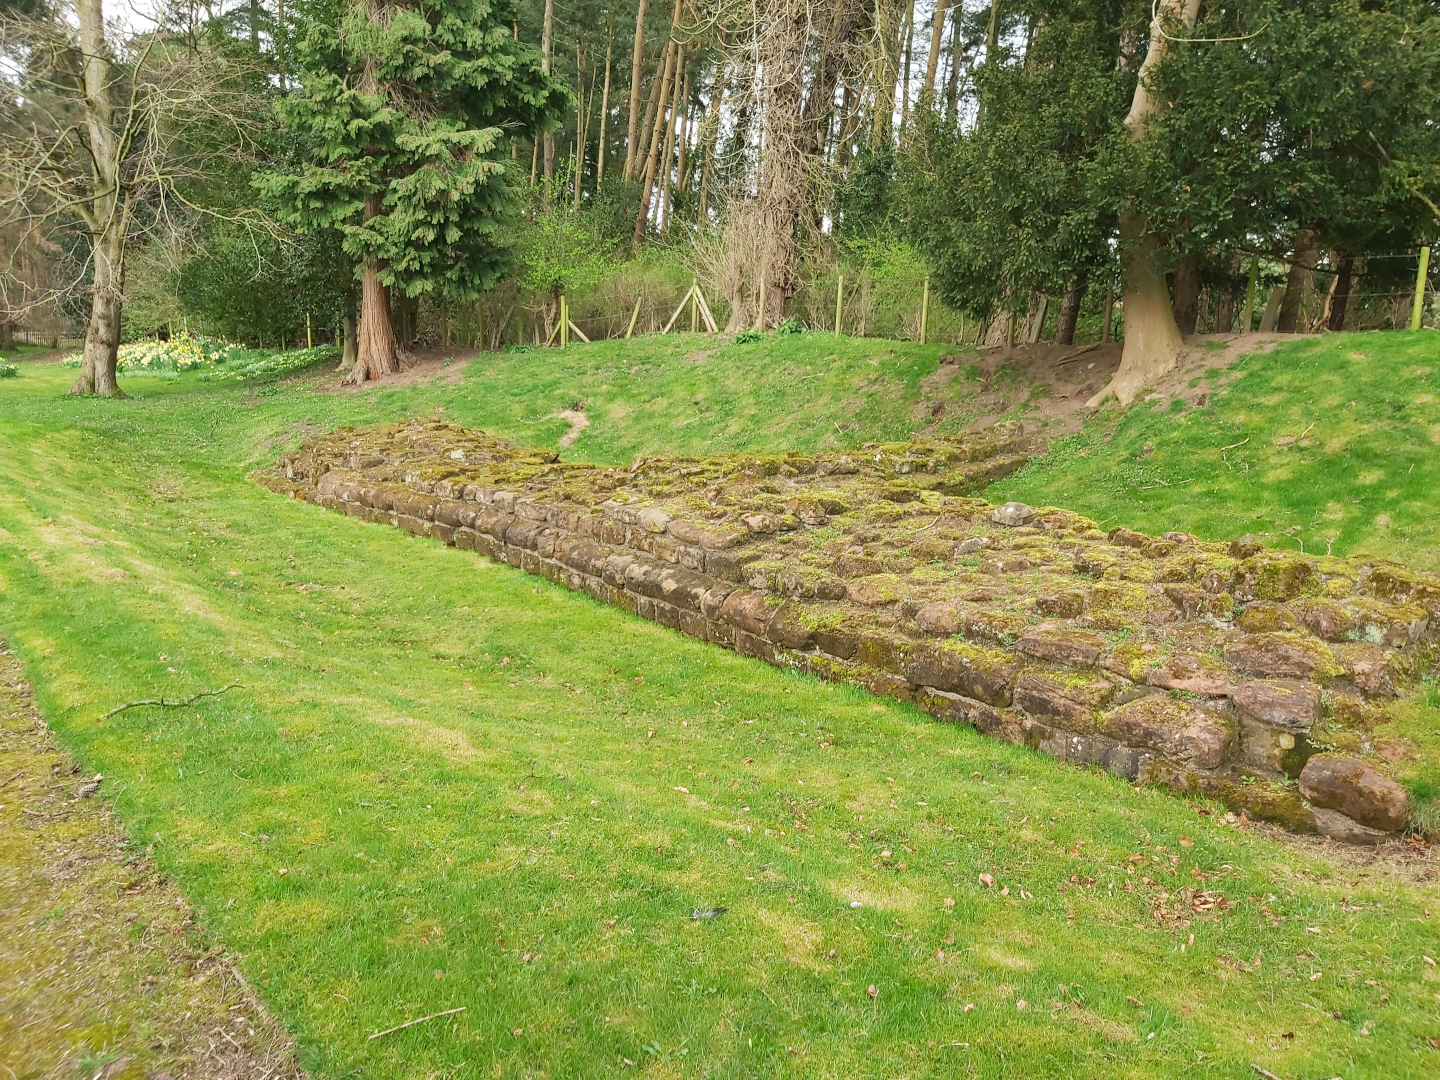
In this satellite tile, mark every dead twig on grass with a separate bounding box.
[368,1005,466,1040]
[100,684,242,722]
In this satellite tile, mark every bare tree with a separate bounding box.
[0,0,260,396]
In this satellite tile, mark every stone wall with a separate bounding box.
[256,421,1439,844]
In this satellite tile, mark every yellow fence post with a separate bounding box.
[1410,246,1431,331]
[920,277,930,345]
[560,295,569,347]
[306,311,313,349]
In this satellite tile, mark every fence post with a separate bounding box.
[920,277,930,344]
[626,297,642,339]
[835,274,844,336]
[1410,246,1431,331]
[306,311,313,349]
[1241,257,1258,332]
[691,279,699,332]
[560,295,569,347]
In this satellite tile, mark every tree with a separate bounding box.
[0,0,256,395]
[899,3,1126,336]
[259,0,568,384]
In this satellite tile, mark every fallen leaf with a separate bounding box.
[1310,971,1323,982]
[964,1002,975,1013]
[943,896,955,907]
[1016,999,1028,1011]
[868,984,878,999]
[1179,837,1193,847]
[672,786,690,794]
[979,873,995,888]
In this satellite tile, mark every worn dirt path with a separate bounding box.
[0,642,302,1080]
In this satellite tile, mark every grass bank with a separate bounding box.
[993,332,1440,571]
[0,347,1438,1077]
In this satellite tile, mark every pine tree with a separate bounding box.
[260,0,568,383]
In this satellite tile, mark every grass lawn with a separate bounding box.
[2,345,1440,1078]
[993,332,1440,572]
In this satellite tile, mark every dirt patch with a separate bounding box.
[556,408,590,448]
[919,333,1291,438]
[317,345,480,393]
[0,642,302,1080]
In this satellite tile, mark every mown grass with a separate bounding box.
[993,332,1440,571]
[1,348,1439,1078]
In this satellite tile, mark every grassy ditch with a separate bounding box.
[1,357,1439,1077]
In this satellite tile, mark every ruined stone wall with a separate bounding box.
[256,421,1440,844]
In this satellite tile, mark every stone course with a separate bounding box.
[255,420,1440,843]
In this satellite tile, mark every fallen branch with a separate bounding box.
[1250,1066,1284,1080]
[368,1005,466,1040]
[1054,343,1102,366]
[100,684,242,722]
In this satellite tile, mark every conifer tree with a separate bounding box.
[261,0,568,383]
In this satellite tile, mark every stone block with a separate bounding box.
[1298,756,1408,831]
[1231,679,1320,730]
[904,640,1015,706]
[707,618,735,647]
[454,527,476,551]
[766,603,815,650]
[1223,633,1334,680]
[601,553,638,588]
[432,522,455,546]
[678,610,708,640]
[1016,626,1105,667]
[718,591,776,636]
[1013,670,1113,730]
[1102,696,1231,771]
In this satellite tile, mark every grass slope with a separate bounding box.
[994,332,1440,571]
[0,348,1438,1077]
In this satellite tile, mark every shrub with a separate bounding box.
[60,335,243,372]
[776,317,806,335]
[198,344,339,383]
[732,328,762,344]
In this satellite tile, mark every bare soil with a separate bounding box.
[921,332,1291,440]
[0,643,302,1080]
[317,346,478,392]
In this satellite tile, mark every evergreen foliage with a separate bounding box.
[258,0,570,303]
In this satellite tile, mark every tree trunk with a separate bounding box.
[944,2,964,116]
[922,0,947,102]
[697,60,726,221]
[631,31,679,253]
[70,0,126,398]
[1087,0,1199,408]
[755,0,809,325]
[1171,254,1199,335]
[623,0,650,180]
[899,0,915,127]
[1055,269,1088,345]
[541,0,555,180]
[1327,256,1354,332]
[658,57,684,232]
[1276,229,1316,333]
[72,226,125,397]
[597,43,612,183]
[344,195,400,384]
[341,309,358,370]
